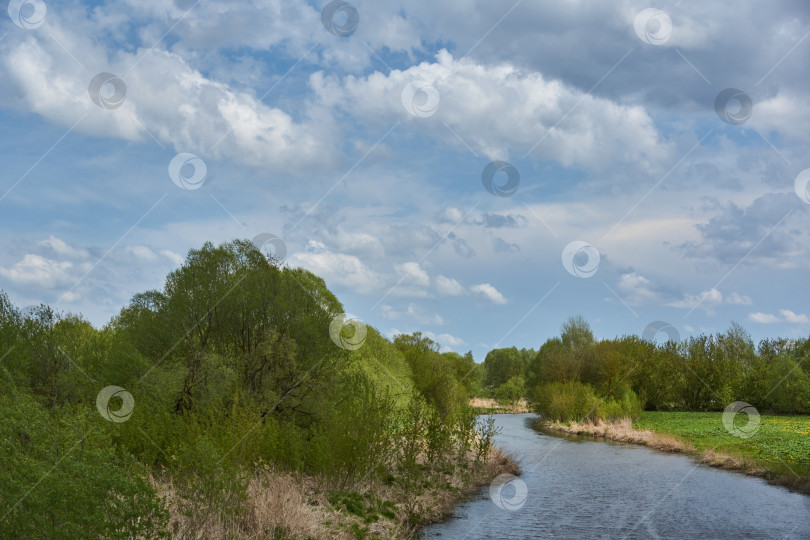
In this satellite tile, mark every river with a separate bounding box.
[422,414,810,539]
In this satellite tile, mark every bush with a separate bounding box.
[0,392,168,539]
[533,382,643,423]
[533,381,600,422]
[494,376,525,405]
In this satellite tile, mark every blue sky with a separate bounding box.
[1,0,809,361]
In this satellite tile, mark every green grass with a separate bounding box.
[634,412,810,475]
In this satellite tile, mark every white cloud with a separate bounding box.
[669,288,753,314]
[751,91,810,143]
[780,309,810,324]
[0,254,73,287]
[313,49,669,170]
[726,292,753,306]
[615,272,664,305]
[471,283,508,305]
[0,16,340,175]
[748,312,781,324]
[423,330,466,351]
[436,206,464,224]
[381,303,444,325]
[436,275,465,296]
[750,309,810,324]
[127,245,158,261]
[39,236,89,259]
[396,261,430,287]
[288,243,380,294]
[160,250,184,266]
[669,288,723,311]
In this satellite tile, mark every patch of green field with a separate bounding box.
[634,412,810,475]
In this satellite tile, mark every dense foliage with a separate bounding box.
[482,316,810,421]
[0,240,490,538]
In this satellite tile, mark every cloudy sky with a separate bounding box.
[1,0,809,360]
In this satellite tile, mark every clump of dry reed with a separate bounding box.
[469,397,531,413]
[152,445,520,540]
[154,468,339,540]
[545,418,692,454]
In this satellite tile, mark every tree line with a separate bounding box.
[481,315,810,419]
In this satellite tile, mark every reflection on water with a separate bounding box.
[422,414,810,539]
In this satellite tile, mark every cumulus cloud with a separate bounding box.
[39,236,90,259]
[423,331,466,351]
[0,254,74,287]
[160,250,184,266]
[668,288,752,314]
[0,14,341,175]
[748,309,809,324]
[312,50,670,170]
[396,261,430,287]
[287,241,380,293]
[752,91,810,143]
[436,206,465,224]
[435,275,465,296]
[615,272,668,306]
[471,283,508,304]
[127,245,158,261]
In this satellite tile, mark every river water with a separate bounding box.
[422,414,810,539]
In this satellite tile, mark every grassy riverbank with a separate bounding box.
[157,447,519,539]
[539,412,810,496]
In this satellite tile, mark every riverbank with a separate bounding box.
[469,397,531,414]
[538,413,810,496]
[156,446,520,539]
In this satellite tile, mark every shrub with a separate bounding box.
[532,381,600,422]
[0,392,168,539]
[494,376,525,405]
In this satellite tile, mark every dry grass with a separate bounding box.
[155,468,342,540]
[152,446,520,540]
[469,398,530,413]
[544,418,692,454]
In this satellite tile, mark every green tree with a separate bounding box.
[494,376,525,404]
[483,347,524,388]
[560,315,594,352]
